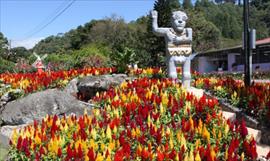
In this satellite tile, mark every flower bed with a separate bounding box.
[0,67,115,97]
[9,78,258,160]
[194,77,270,127]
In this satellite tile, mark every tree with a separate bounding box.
[224,0,236,3]
[187,10,222,51]
[183,0,193,9]
[0,32,8,56]
[144,0,181,67]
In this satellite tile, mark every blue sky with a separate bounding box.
[0,0,195,49]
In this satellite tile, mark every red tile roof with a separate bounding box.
[256,37,270,45]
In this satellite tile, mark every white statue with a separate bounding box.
[151,10,197,88]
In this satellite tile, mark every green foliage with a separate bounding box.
[0,57,15,73]
[196,1,242,39]
[42,43,111,70]
[111,47,137,73]
[0,32,8,55]
[187,10,222,51]
[183,0,193,9]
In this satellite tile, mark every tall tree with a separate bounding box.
[183,0,193,9]
[0,32,8,56]
[144,0,181,67]
[224,0,236,3]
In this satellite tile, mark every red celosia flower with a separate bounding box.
[77,144,83,158]
[266,150,270,159]
[87,147,95,160]
[240,119,248,138]
[16,136,22,150]
[57,148,62,157]
[141,148,150,160]
[67,144,73,159]
[157,150,164,161]
[114,149,124,161]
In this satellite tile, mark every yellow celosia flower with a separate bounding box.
[180,133,187,150]
[113,126,117,134]
[121,93,127,102]
[241,152,245,161]
[135,127,140,137]
[131,128,136,138]
[120,81,127,89]
[96,152,104,161]
[160,104,164,114]
[106,125,112,140]
[189,147,194,161]
[34,134,41,145]
[106,156,112,161]
[189,117,194,131]
[225,149,228,160]
[210,147,216,160]
[108,140,115,152]
[169,137,174,149]
[94,70,99,75]
[195,140,201,149]
[218,130,222,139]
[100,142,105,152]
[161,91,169,106]
[224,123,229,136]
[195,152,201,161]
[19,79,30,89]
[147,114,151,127]
[11,129,18,145]
[202,126,210,143]
[91,128,97,140]
[48,137,59,155]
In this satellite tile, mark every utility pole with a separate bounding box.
[243,0,252,86]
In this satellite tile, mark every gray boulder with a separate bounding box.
[64,78,79,96]
[0,124,27,148]
[0,89,89,125]
[77,74,131,101]
[0,89,23,110]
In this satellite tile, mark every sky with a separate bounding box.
[0,0,195,49]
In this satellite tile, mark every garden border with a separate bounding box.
[203,90,270,146]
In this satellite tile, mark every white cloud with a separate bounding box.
[12,37,44,49]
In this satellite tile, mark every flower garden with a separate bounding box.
[194,76,270,126]
[0,68,269,160]
[0,67,115,99]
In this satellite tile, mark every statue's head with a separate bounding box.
[171,11,188,33]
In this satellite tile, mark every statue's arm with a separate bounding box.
[186,28,192,41]
[151,10,169,36]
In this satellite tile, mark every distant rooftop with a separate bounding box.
[256,37,270,45]
[199,37,270,55]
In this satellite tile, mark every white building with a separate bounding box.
[194,37,270,73]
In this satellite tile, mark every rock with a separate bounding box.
[261,128,270,145]
[1,93,10,103]
[77,74,131,101]
[0,89,89,125]
[64,78,78,96]
[0,89,23,114]
[0,124,27,148]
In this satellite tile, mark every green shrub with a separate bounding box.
[0,58,15,73]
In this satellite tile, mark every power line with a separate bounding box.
[23,0,76,40]
[24,0,70,37]
[1,0,153,2]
